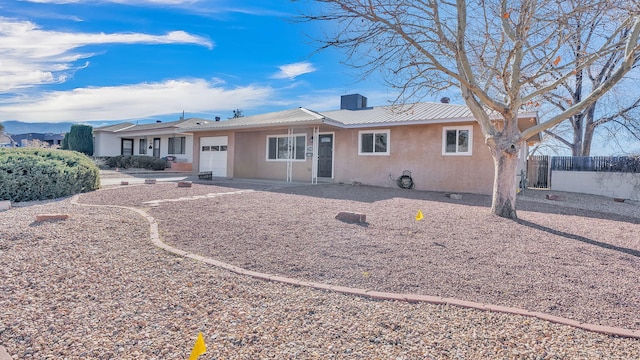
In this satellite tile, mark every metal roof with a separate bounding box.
[95,101,539,139]
[321,102,476,126]
[93,122,135,132]
[180,107,331,131]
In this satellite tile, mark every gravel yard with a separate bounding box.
[2,179,640,358]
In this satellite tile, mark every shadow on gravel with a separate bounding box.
[211,180,640,224]
[516,218,640,258]
[517,200,640,225]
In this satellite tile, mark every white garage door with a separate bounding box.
[199,136,228,177]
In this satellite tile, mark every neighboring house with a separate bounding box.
[10,133,65,147]
[93,119,195,171]
[94,94,540,195]
[0,133,15,147]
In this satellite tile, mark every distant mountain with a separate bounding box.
[0,120,121,135]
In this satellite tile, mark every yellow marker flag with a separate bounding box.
[415,210,424,221]
[189,332,207,360]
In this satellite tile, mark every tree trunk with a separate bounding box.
[580,103,598,156]
[488,140,520,219]
[571,114,583,157]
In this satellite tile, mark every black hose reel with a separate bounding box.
[390,170,415,189]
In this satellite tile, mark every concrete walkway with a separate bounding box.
[99,169,194,186]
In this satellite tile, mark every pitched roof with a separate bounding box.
[93,122,135,132]
[94,99,540,141]
[321,102,476,127]
[180,108,334,131]
[122,119,188,131]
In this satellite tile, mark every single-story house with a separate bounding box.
[93,119,195,171]
[0,134,16,148]
[9,133,65,147]
[94,94,540,195]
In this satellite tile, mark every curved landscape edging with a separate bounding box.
[70,194,640,340]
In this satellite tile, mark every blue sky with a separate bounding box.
[0,1,637,155]
[0,0,397,125]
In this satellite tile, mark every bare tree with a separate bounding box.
[300,0,640,218]
[539,1,640,156]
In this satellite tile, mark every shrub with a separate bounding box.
[67,124,94,156]
[104,155,167,170]
[62,133,70,150]
[0,148,100,202]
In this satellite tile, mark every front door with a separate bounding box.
[153,138,161,158]
[317,134,333,178]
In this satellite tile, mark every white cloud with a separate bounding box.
[0,18,213,92]
[272,62,316,80]
[0,79,274,122]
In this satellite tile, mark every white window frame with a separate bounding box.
[442,125,473,156]
[358,129,390,156]
[266,134,307,161]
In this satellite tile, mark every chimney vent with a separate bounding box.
[440,97,450,104]
[215,116,221,122]
[156,120,162,123]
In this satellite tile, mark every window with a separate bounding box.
[139,139,147,155]
[358,130,389,155]
[121,139,133,156]
[267,134,306,161]
[442,126,472,156]
[168,136,186,154]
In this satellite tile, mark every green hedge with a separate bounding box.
[0,148,100,202]
[105,155,167,170]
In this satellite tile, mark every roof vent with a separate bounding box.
[440,97,450,104]
[340,94,368,110]
[156,120,162,123]
[215,116,221,122]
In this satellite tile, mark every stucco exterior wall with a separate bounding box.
[191,122,504,194]
[332,122,495,194]
[94,133,194,162]
[93,132,121,157]
[551,171,640,201]
[233,128,315,181]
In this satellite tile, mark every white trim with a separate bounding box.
[442,125,473,156]
[265,133,307,162]
[358,129,390,156]
[286,128,294,182]
[311,127,320,184]
[317,131,336,178]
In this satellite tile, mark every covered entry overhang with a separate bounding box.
[183,108,344,184]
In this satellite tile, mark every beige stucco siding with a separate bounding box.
[332,122,495,194]
[234,129,315,181]
[192,122,506,195]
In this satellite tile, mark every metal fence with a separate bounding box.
[551,156,640,173]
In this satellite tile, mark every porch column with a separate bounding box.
[286,128,294,182]
[311,127,319,184]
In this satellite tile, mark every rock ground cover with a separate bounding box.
[1,181,639,358]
